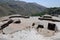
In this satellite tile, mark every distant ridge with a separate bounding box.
[0,0,46,17]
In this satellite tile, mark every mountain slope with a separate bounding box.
[0,0,46,17]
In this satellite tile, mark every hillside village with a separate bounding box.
[0,14,60,40]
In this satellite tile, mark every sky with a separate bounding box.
[20,0,60,8]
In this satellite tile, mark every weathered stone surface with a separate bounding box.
[0,38,7,40]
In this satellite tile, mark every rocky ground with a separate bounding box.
[0,28,60,40]
[0,15,60,40]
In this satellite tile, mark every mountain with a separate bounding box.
[0,0,46,17]
[45,7,60,16]
[31,7,60,16]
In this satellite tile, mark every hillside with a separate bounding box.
[31,7,60,16]
[0,0,46,17]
